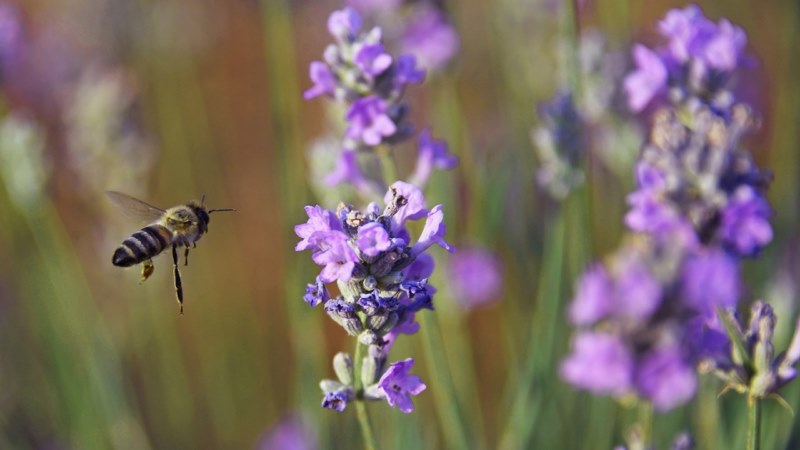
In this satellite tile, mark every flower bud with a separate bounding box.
[359,330,380,346]
[333,352,354,386]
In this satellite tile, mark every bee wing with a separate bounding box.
[106,191,166,223]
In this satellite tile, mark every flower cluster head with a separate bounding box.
[532,91,585,200]
[624,4,750,112]
[295,181,452,412]
[704,301,800,403]
[625,102,772,258]
[304,7,424,148]
[561,235,745,412]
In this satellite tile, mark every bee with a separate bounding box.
[107,191,234,314]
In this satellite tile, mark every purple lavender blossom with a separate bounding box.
[345,96,397,146]
[721,186,772,256]
[401,6,459,71]
[355,43,393,78]
[324,149,367,189]
[257,415,317,450]
[311,236,359,283]
[376,358,427,413]
[295,205,343,252]
[568,264,613,326]
[634,347,697,412]
[0,3,22,73]
[322,390,351,412]
[624,45,667,112]
[356,222,391,257]
[303,277,330,307]
[303,62,336,100]
[680,249,740,316]
[385,181,428,231]
[409,129,458,187]
[560,332,634,395]
[412,204,453,255]
[447,246,503,310]
[613,261,662,321]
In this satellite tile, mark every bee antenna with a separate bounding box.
[208,208,236,214]
[200,193,206,207]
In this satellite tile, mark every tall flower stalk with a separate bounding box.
[300,7,463,449]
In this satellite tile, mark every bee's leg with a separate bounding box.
[172,245,184,315]
[140,259,155,283]
[184,245,190,266]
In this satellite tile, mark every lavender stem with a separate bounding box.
[353,341,378,450]
[747,396,762,450]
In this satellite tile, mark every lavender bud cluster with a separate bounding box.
[532,91,585,200]
[295,181,452,413]
[706,302,800,402]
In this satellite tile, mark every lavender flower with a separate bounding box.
[372,358,426,413]
[446,246,503,310]
[561,235,745,410]
[624,4,751,112]
[297,182,450,412]
[304,7,424,150]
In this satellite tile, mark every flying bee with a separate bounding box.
[107,191,234,314]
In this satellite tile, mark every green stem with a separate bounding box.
[353,341,378,450]
[747,396,762,450]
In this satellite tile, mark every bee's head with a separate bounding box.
[194,194,234,233]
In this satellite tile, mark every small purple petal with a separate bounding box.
[568,264,613,326]
[681,249,740,316]
[447,246,503,310]
[624,44,667,112]
[377,358,427,413]
[303,62,336,100]
[328,7,362,40]
[345,96,397,146]
[411,204,453,255]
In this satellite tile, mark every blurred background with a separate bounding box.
[0,0,798,448]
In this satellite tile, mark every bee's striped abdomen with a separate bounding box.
[112,225,172,267]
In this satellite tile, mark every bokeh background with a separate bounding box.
[0,0,798,449]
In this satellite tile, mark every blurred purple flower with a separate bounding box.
[409,129,458,187]
[568,264,613,326]
[325,149,366,188]
[658,4,716,63]
[303,62,336,100]
[357,222,391,257]
[257,415,317,450]
[614,261,662,321]
[624,45,667,112]
[355,43,393,78]
[561,332,634,395]
[635,347,697,412]
[447,246,503,310]
[393,54,426,87]
[721,186,772,256]
[346,0,403,14]
[401,7,459,71]
[345,95,397,146]
[377,358,427,413]
[328,7,362,41]
[0,3,22,73]
[680,249,740,316]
